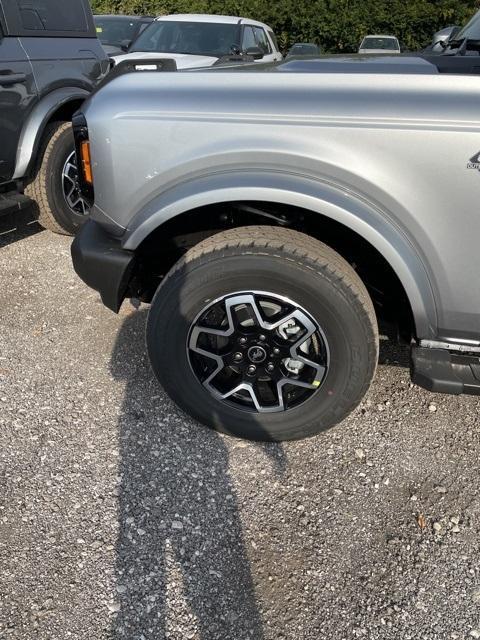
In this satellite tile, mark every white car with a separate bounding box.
[358,35,401,54]
[112,14,282,69]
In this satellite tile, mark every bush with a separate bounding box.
[89,0,480,52]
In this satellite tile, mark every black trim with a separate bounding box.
[411,345,480,396]
[421,53,480,74]
[71,220,135,312]
[95,57,177,93]
[72,111,94,206]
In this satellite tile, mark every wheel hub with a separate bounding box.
[247,345,267,364]
[187,291,330,413]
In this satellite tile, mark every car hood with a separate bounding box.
[102,43,123,56]
[111,51,219,69]
[275,55,437,74]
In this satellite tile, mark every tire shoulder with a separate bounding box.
[25,121,74,235]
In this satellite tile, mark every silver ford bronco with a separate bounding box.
[71,54,480,441]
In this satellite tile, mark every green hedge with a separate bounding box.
[90,0,480,52]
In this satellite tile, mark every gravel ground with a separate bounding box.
[1,213,480,640]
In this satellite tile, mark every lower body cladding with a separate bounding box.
[72,220,480,442]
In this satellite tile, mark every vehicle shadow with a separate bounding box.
[110,309,286,639]
[0,207,41,248]
[378,337,410,368]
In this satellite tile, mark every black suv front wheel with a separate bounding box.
[146,226,379,441]
[25,121,89,235]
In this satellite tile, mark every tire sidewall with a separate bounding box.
[147,253,376,441]
[45,125,87,235]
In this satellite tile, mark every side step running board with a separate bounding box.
[0,192,31,217]
[411,346,480,396]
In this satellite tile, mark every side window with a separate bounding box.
[268,30,280,53]
[253,27,272,54]
[18,0,88,32]
[242,26,256,51]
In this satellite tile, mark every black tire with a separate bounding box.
[25,121,88,235]
[146,226,379,442]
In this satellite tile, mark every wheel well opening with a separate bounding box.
[25,100,84,182]
[46,99,84,127]
[130,201,415,341]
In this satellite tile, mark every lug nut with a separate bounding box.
[247,365,257,376]
[233,352,243,362]
[273,347,280,355]
[239,337,247,344]
[266,363,275,373]
[259,334,267,342]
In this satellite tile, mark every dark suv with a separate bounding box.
[0,0,109,234]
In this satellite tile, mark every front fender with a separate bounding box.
[122,170,437,339]
[13,87,89,180]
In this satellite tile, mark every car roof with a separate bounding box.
[94,15,154,21]
[154,14,272,29]
[362,34,399,39]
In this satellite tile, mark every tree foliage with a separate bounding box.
[89,0,480,52]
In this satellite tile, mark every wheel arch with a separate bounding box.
[124,172,437,339]
[13,87,89,181]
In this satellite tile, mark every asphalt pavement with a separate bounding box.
[1,211,480,640]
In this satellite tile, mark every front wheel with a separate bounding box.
[25,121,89,235]
[146,226,379,441]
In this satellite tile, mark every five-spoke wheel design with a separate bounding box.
[188,291,329,413]
[62,151,88,216]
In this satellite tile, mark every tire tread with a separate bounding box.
[25,121,73,235]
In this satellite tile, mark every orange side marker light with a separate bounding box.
[80,140,93,184]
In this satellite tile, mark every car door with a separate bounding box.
[3,0,107,102]
[0,10,37,184]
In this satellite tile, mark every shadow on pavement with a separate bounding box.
[110,309,287,639]
[109,291,410,639]
[378,337,410,368]
[0,208,42,248]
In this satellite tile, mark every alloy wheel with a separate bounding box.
[62,151,89,216]
[187,291,330,413]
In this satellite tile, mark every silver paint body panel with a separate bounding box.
[82,65,480,342]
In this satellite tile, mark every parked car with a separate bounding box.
[0,0,109,234]
[94,14,154,56]
[111,14,282,69]
[358,35,401,54]
[286,43,321,57]
[441,9,480,54]
[425,25,461,53]
[71,53,480,442]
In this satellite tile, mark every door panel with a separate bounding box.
[19,36,106,98]
[0,36,37,182]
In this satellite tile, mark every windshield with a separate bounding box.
[455,10,480,41]
[94,17,139,46]
[361,37,399,50]
[131,20,241,57]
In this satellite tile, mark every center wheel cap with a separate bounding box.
[248,345,267,364]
